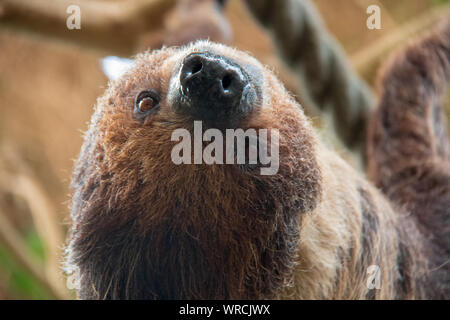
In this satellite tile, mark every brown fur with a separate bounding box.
[67,43,320,299]
[67,32,448,299]
[368,21,450,299]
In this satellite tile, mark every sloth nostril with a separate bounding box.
[191,61,203,75]
[179,52,248,119]
[221,73,233,91]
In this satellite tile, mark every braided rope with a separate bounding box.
[245,0,375,155]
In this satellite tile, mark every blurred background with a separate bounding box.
[0,0,449,299]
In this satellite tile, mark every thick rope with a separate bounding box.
[245,0,375,156]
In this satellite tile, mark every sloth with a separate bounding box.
[66,24,449,299]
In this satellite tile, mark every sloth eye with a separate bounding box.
[134,89,160,120]
[138,97,155,112]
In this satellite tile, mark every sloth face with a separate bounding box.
[99,41,295,176]
[121,41,266,129]
[95,40,318,202]
[69,41,321,299]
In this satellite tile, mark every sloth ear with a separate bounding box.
[101,56,135,81]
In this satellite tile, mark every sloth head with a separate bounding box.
[68,41,321,299]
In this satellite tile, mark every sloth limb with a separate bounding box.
[368,21,450,298]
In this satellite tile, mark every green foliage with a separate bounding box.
[0,229,51,299]
[432,0,450,5]
[25,229,46,262]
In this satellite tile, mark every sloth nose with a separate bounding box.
[179,52,245,117]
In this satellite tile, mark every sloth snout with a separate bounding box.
[179,52,246,121]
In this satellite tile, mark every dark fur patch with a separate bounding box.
[358,186,379,300]
[367,22,450,299]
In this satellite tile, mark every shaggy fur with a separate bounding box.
[67,29,448,299]
[368,21,450,299]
